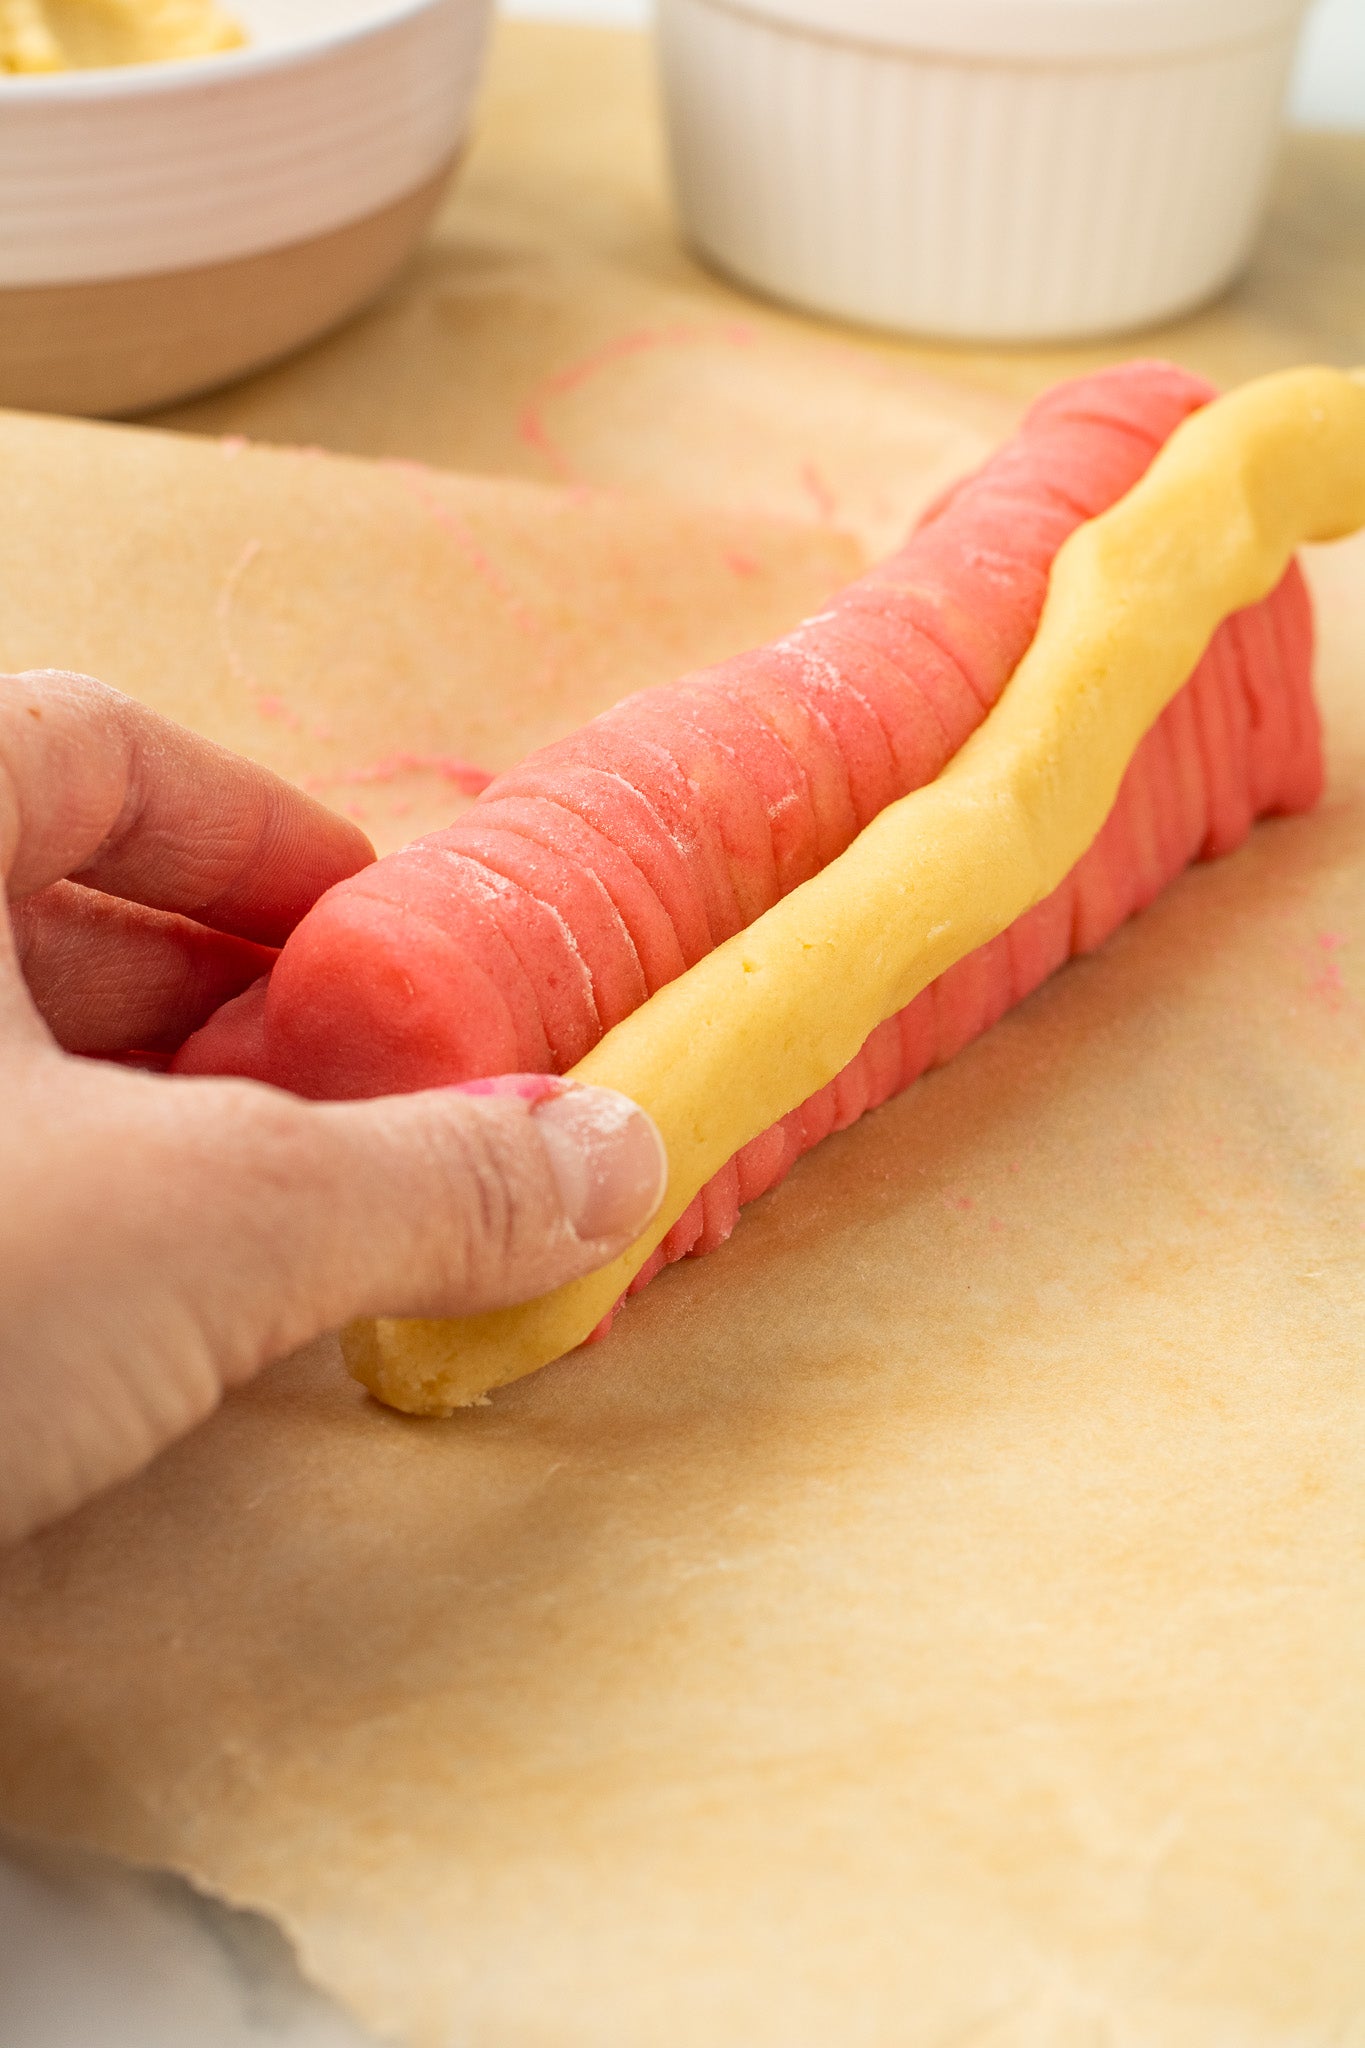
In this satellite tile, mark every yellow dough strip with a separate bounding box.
[344,366,1365,1415]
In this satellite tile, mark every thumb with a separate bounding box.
[0,1066,666,1542]
[207,1072,668,1356]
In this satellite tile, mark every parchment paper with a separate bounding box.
[0,527,1361,2048]
[0,407,859,853]
[0,19,1363,2046]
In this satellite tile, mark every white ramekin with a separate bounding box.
[0,0,491,413]
[657,0,1311,343]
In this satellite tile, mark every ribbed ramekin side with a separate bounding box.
[658,0,1300,342]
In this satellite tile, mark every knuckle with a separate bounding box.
[434,1111,534,1283]
[408,1100,572,1317]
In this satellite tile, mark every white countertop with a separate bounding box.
[0,1833,373,2047]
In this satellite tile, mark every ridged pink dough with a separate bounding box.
[176,360,1321,1328]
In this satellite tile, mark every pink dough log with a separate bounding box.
[176,361,1321,1328]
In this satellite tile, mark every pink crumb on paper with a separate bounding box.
[257,694,302,730]
[1308,931,1349,1012]
[218,435,249,460]
[726,550,761,579]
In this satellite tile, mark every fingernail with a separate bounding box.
[532,1085,668,1242]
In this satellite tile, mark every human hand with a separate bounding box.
[0,673,666,1543]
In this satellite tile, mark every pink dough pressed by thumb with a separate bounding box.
[174,888,531,1099]
[173,974,271,1082]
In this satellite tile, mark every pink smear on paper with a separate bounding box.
[310,751,494,798]
[383,459,548,647]
[800,460,839,525]
[517,322,758,484]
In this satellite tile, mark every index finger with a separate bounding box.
[0,671,374,944]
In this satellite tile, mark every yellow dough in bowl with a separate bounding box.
[0,0,244,70]
[344,365,1365,1416]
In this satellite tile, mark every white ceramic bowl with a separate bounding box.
[0,0,492,415]
[658,0,1311,343]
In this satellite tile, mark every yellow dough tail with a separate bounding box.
[344,365,1365,1416]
